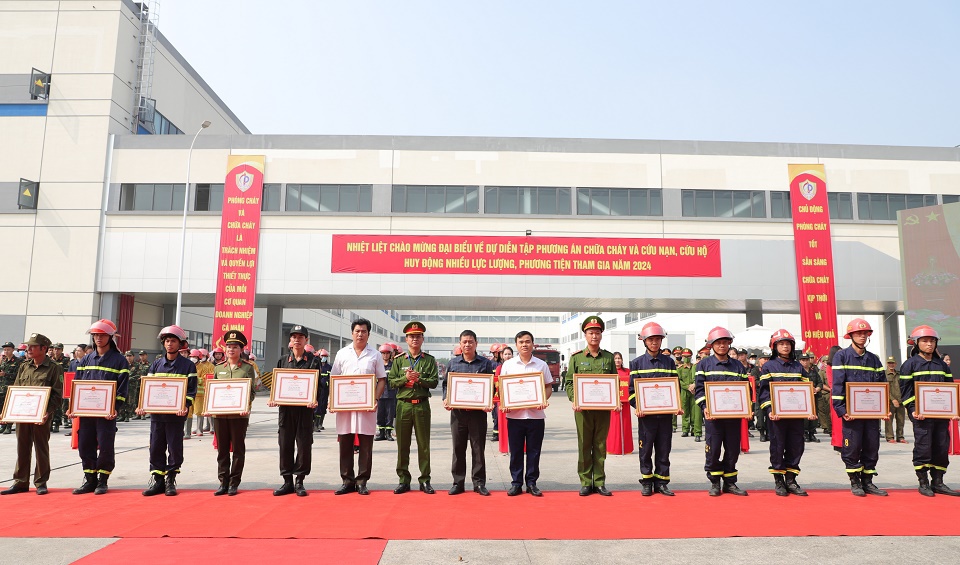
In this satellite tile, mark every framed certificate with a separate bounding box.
[70,380,117,418]
[769,381,816,418]
[634,377,681,416]
[846,382,889,419]
[139,376,188,414]
[704,381,752,419]
[329,374,376,411]
[499,372,546,410]
[1,386,51,424]
[271,369,319,406]
[573,374,619,410]
[915,382,960,419]
[447,373,494,410]
[205,379,252,415]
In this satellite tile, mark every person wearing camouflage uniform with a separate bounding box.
[47,343,71,432]
[884,356,906,443]
[677,348,702,441]
[0,342,23,434]
[799,352,822,443]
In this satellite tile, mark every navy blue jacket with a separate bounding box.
[899,353,953,412]
[147,354,198,422]
[758,356,807,412]
[76,347,130,413]
[628,352,678,409]
[831,346,884,418]
[694,355,748,413]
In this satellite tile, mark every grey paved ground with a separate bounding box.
[0,394,952,563]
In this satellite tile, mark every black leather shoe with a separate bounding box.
[681,432,689,437]
[357,483,369,495]
[394,483,411,494]
[294,477,308,497]
[36,485,48,495]
[474,485,490,496]
[694,435,702,442]
[526,484,542,497]
[449,484,465,495]
[579,486,592,496]
[655,484,675,496]
[274,479,295,496]
[227,485,238,496]
[640,482,653,496]
[335,483,356,495]
[419,482,436,494]
[214,483,229,496]
[722,483,748,496]
[595,486,612,496]
[507,485,522,496]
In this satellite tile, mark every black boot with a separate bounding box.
[294,475,308,497]
[386,429,395,441]
[861,472,887,496]
[94,473,109,495]
[374,429,386,441]
[314,417,322,432]
[809,432,820,443]
[849,472,866,497]
[640,481,653,496]
[917,469,934,497]
[759,430,768,442]
[274,476,295,496]
[317,414,325,431]
[0,424,10,435]
[164,473,178,496]
[931,470,960,496]
[774,474,788,496]
[52,421,59,433]
[785,472,807,496]
[708,477,722,497]
[142,474,165,497]
[73,472,98,495]
[722,480,747,496]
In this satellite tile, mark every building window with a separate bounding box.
[285,184,372,212]
[576,188,662,216]
[856,193,937,221]
[828,192,853,220]
[681,190,765,218]
[262,184,281,211]
[194,184,225,212]
[484,186,571,215]
[770,191,791,219]
[119,183,185,211]
[943,195,959,204]
[392,185,479,213]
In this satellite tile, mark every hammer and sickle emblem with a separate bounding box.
[904,215,919,225]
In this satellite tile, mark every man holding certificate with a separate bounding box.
[0,333,62,496]
[831,319,889,497]
[208,330,256,496]
[627,322,679,497]
[758,329,815,497]
[444,330,496,496]
[501,330,553,497]
[140,325,197,497]
[388,321,440,494]
[694,326,749,497]
[70,319,130,496]
[330,318,387,496]
[270,325,321,497]
[900,325,960,497]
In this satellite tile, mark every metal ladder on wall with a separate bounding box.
[131,0,160,133]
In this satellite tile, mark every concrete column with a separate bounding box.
[883,312,901,364]
[98,292,119,322]
[264,305,283,369]
[745,299,763,327]
[162,304,177,326]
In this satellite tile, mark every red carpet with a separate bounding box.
[1,489,958,539]
[74,539,386,564]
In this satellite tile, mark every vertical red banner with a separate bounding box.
[213,156,264,346]
[789,164,840,358]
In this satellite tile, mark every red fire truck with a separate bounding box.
[532,345,563,391]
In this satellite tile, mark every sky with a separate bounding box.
[160,1,960,147]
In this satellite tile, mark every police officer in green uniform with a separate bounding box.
[208,330,256,495]
[678,348,702,441]
[884,356,906,443]
[388,321,439,494]
[565,316,617,496]
[120,351,137,422]
[132,351,148,419]
[48,343,70,432]
[0,342,22,435]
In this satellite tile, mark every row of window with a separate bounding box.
[118,183,956,221]
[399,314,561,323]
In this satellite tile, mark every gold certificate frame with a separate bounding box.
[270,368,319,406]
[447,372,494,410]
[329,374,376,411]
[634,377,681,416]
[704,381,752,419]
[573,373,619,410]
[915,382,960,419]
[139,376,188,414]
[1,386,51,424]
[769,381,816,418]
[499,372,546,410]
[70,380,117,418]
[205,379,252,415]
[845,382,889,419]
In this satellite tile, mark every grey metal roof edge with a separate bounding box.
[112,134,960,162]
[119,0,250,134]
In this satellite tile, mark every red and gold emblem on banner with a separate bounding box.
[788,164,840,358]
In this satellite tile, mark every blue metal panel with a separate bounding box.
[0,104,47,116]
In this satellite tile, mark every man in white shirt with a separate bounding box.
[499,330,553,496]
[330,318,387,495]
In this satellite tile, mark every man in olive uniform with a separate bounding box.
[678,348,702,441]
[388,321,439,494]
[816,354,832,436]
[122,351,140,421]
[884,356,906,443]
[800,352,822,443]
[565,316,617,496]
[0,342,23,434]
[48,343,70,432]
[209,330,256,495]
[0,333,63,495]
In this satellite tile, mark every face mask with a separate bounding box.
[189,357,199,363]
[682,356,691,363]
[321,356,328,363]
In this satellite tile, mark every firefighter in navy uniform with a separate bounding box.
[832,318,889,497]
[70,320,130,495]
[138,325,197,496]
[759,330,818,496]
[628,322,680,496]
[900,325,960,497]
[695,326,750,496]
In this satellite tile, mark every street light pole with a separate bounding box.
[175,120,211,326]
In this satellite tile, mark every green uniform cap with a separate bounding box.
[25,333,52,347]
[403,321,426,335]
[580,316,604,333]
[224,330,249,347]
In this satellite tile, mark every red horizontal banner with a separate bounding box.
[331,235,721,277]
